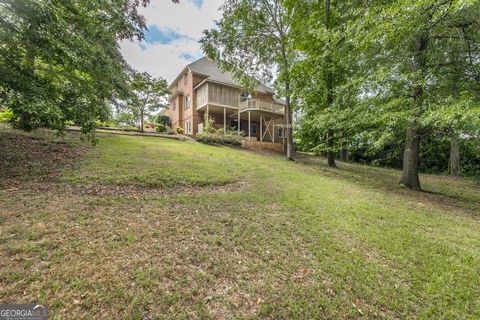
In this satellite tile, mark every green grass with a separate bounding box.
[62,135,251,187]
[1,128,479,319]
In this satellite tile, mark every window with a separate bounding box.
[183,73,188,85]
[184,96,191,109]
[185,120,192,134]
[278,128,284,138]
[172,101,176,111]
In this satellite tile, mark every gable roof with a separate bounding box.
[170,56,275,94]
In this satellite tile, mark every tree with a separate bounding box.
[0,0,178,137]
[350,0,480,190]
[201,0,297,160]
[287,0,362,166]
[125,72,168,132]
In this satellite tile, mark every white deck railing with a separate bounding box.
[239,99,284,114]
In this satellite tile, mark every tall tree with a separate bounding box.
[201,0,297,160]
[287,0,361,166]
[127,71,168,132]
[353,0,480,190]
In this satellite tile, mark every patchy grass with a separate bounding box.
[1,125,479,319]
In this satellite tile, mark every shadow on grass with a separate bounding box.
[293,152,480,216]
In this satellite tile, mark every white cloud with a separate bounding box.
[120,0,224,83]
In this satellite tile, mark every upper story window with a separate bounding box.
[184,96,191,109]
[172,101,176,111]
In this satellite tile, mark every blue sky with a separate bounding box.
[189,0,204,9]
[143,26,192,45]
[121,0,223,82]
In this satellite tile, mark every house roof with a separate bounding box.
[170,57,275,94]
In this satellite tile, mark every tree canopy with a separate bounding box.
[0,0,151,135]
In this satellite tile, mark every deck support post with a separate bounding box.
[223,107,227,132]
[248,111,251,138]
[260,113,263,142]
[237,110,240,135]
[272,117,275,143]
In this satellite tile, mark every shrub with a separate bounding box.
[204,114,215,133]
[0,108,14,123]
[95,120,115,128]
[196,130,243,146]
[157,114,171,127]
[176,127,184,134]
[167,128,176,135]
[155,123,166,133]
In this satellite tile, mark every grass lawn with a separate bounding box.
[1,125,479,319]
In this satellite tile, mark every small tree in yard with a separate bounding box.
[129,72,168,132]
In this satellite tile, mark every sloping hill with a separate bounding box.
[1,126,479,319]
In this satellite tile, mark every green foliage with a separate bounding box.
[0,108,13,123]
[203,114,215,133]
[116,71,168,131]
[94,120,115,128]
[196,130,243,146]
[155,123,166,133]
[0,0,151,136]
[290,0,480,182]
[175,127,184,134]
[114,112,138,127]
[156,114,171,127]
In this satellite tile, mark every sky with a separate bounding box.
[120,0,224,83]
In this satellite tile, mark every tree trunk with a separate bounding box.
[324,0,336,167]
[448,130,461,176]
[327,130,336,166]
[448,66,461,177]
[400,33,428,190]
[285,82,294,160]
[140,108,144,132]
[400,124,421,190]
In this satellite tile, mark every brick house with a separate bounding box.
[161,57,286,151]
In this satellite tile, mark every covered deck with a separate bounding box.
[197,103,285,144]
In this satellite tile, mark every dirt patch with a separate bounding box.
[0,129,89,189]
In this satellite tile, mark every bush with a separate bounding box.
[95,120,115,128]
[0,108,14,123]
[157,114,171,127]
[176,127,184,134]
[167,128,176,135]
[196,130,243,146]
[155,123,166,133]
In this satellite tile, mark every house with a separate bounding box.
[161,57,286,151]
